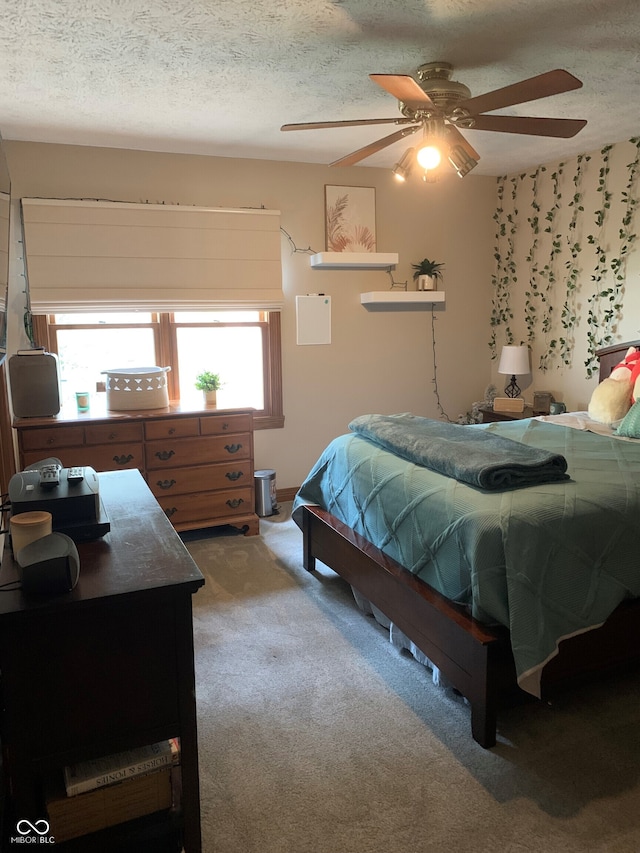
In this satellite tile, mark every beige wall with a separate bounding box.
[4,141,496,489]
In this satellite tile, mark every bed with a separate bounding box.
[292,340,640,748]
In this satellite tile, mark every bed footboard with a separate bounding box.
[300,504,517,748]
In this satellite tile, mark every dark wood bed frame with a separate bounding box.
[300,340,640,748]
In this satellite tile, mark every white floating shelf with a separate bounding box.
[310,252,399,269]
[360,291,446,311]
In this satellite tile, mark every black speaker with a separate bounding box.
[9,348,61,417]
[16,532,80,595]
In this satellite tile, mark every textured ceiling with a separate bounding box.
[0,0,639,176]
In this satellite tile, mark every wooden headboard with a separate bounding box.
[596,340,640,381]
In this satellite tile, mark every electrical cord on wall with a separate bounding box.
[280,227,317,256]
[0,495,10,528]
[430,307,451,422]
[385,268,407,291]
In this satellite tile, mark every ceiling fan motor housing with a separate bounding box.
[400,62,472,119]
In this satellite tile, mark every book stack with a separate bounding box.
[46,739,179,843]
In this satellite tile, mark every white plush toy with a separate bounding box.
[588,346,640,424]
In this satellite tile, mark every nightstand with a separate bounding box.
[478,405,535,423]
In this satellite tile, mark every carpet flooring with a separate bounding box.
[184,504,640,853]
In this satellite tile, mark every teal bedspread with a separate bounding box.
[292,418,640,696]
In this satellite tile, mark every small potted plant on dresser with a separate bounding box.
[411,258,445,291]
[195,371,223,407]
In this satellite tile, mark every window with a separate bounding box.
[33,311,284,429]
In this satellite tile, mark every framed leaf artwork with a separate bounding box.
[324,185,376,252]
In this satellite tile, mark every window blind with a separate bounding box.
[21,198,283,312]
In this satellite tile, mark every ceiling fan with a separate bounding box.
[281,62,587,178]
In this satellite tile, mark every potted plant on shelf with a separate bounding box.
[195,371,223,407]
[411,258,445,291]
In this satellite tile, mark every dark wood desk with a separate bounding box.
[0,469,205,851]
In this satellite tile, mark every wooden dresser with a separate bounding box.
[13,402,259,535]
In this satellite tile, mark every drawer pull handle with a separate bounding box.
[165,507,178,517]
[225,471,244,482]
[109,432,117,440]
[224,443,242,454]
[168,427,176,435]
[222,422,229,430]
[47,438,54,445]
[155,450,175,461]
[113,454,134,465]
[226,498,244,509]
[157,479,177,490]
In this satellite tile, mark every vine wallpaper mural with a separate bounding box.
[491,137,640,402]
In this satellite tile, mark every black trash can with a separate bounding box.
[255,469,277,517]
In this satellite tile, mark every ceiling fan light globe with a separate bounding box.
[416,144,441,170]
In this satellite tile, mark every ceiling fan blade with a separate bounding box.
[470,114,587,138]
[330,125,420,167]
[281,118,411,132]
[370,74,438,110]
[457,69,583,116]
[445,125,481,161]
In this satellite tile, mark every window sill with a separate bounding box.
[254,414,285,430]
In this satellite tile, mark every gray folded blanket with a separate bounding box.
[349,413,569,490]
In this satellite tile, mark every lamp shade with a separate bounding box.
[498,345,530,376]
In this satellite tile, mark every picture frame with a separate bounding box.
[324,185,376,253]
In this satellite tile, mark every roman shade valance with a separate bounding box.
[20,198,283,312]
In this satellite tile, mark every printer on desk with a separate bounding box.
[9,458,111,542]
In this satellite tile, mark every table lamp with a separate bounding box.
[498,345,530,398]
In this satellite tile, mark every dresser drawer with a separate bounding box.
[148,460,253,498]
[82,444,144,472]
[85,423,143,444]
[200,414,252,436]
[157,486,254,525]
[145,434,251,469]
[144,418,200,440]
[22,447,98,470]
[20,426,85,452]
